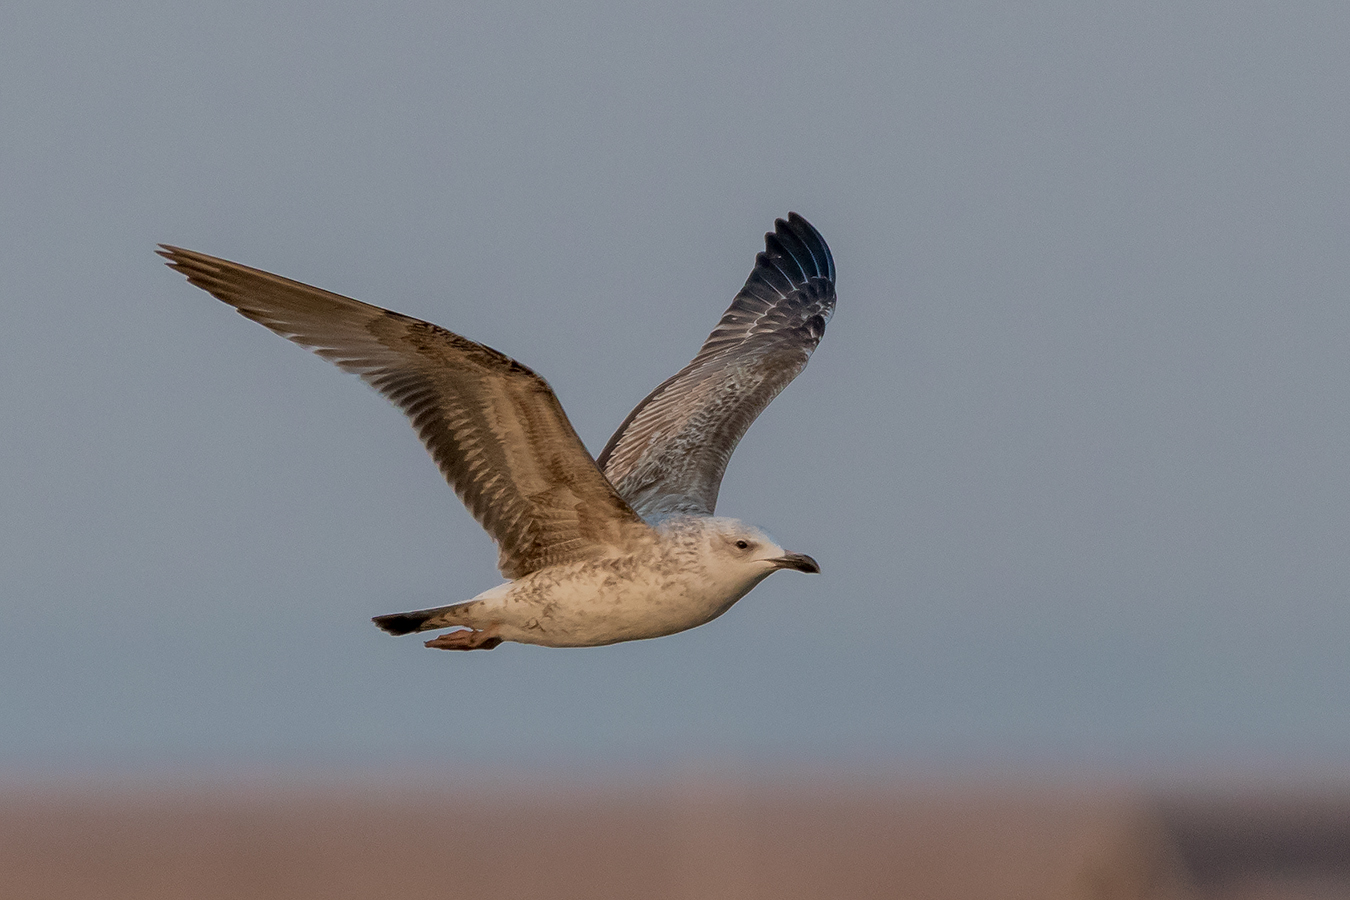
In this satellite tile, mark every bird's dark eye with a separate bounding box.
[735,540,750,550]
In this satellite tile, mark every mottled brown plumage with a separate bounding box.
[158,245,648,579]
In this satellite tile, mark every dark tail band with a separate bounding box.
[372,610,436,636]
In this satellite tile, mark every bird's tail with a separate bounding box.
[372,601,473,636]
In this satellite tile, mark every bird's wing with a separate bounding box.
[160,246,648,579]
[596,213,835,518]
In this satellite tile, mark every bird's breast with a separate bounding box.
[486,544,749,647]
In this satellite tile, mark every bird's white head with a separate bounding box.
[695,517,821,587]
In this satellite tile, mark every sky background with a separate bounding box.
[3,1,1349,779]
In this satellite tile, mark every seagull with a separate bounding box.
[159,213,835,650]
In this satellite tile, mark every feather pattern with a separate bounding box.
[158,245,648,579]
[596,212,836,518]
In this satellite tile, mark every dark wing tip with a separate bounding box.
[157,243,199,265]
[740,213,835,303]
[157,245,259,314]
[778,213,835,284]
[157,244,228,287]
[157,244,185,269]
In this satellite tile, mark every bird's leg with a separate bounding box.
[424,626,503,651]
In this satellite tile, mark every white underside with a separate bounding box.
[450,562,770,647]
[425,518,783,647]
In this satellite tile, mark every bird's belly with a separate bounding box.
[488,564,757,648]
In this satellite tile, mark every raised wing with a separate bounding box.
[596,213,835,518]
[159,246,648,579]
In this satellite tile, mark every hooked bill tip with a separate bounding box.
[774,552,820,574]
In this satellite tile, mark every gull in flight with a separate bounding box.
[160,213,835,650]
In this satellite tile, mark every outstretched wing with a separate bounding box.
[596,213,835,518]
[160,246,648,579]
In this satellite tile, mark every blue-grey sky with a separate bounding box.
[4,1,1349,776]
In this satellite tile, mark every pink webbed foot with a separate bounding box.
[424,627,504,651]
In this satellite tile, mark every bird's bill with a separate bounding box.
[772,552,821,574]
